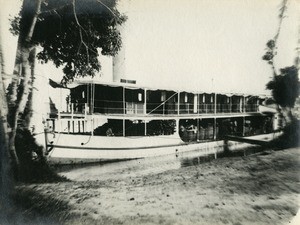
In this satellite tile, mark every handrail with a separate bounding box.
[147,92,178,115]
[65,102,259,115]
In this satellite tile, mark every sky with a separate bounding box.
[118,0,299,94]
[0,0,299,95]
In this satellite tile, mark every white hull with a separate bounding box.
[46,132,277,164]
[46,133,223,164]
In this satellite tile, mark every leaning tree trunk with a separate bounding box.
[6,0,42,173]
[8,46,33,170]
[22,47,36,129]
[0,27,14,206]
[281,106,296,125]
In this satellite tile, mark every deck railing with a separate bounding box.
[61,102,259,116]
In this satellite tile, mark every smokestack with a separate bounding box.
[113,25,126,83]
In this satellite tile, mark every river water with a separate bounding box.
[57,142,266,182]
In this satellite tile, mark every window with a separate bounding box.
[161,91,166,101]
[138,93,142,101]
[184,93,188,103]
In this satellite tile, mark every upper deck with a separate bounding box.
[52,81,269,120]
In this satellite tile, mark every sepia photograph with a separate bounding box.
[0,0,299,224]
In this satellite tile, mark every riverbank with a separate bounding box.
[4,147,300,225]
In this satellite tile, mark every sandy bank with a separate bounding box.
[7,147,300,225]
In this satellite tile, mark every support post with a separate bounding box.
[123,86,126,115]
[123,86,126,137]
[44,127,48,155]
[87,84,89,113]
[214,93,217,114]
[92,83,95,114]
[58,111,61,133]
[91,118,94,136]
[177,92,180,115]
[198,94,200,115]
[242,116,245,136]
[229,96,232,113]
[213,117,217,140]
[71,103,74,119]
[197,118,199,141]
[144,89,147,115]
[123,119,125,137]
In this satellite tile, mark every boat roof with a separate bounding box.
[65,79,271,98]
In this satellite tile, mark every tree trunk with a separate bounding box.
[22,48,36,128]
[7,42,22,112]
[8,46,32,170]
[6,0,42,172]
[281,107,295,125]
[0,26,13,206]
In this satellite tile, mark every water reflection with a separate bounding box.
[57,142,266,182]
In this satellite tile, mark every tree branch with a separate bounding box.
[38,3,72,16]
[96,0,118,19]
[72,0,90,66]
[295,22,300,69]
[26,0,42,43]
[271,0,289,76]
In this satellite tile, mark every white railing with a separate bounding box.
[61,101,259,116]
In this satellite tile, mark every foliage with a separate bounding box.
[11,0,126,84]
[262,0,300,148]
[266,66,300,108]
[9,15,21,36]
[4,0,126,182]
[270,120,300,148]
[262,39,276,63]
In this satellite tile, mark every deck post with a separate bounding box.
[239,96,242,113]
[177,92,180,115]
[44,127,48,155]
[197,118,199,141]
[144,120,147,136]
[229,96,232,113]
[193,94,198,114]
[58,111,61,133]
[198,94,200,115]
[123,86,125,115]
[87,84,89,113]
[214,93,217,114]
[84,103,87,134]
[242,116,245,136]
[91,83,95,114]
[71,103,74,119]
[144,89,147,114]
[123,86,126,137]
[213,117,217,140]
[91,118,94,136]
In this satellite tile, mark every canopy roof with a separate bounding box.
[65,79,271,99]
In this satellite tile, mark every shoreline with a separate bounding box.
[4,147,300,225]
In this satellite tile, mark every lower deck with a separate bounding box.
[46,113,275,143]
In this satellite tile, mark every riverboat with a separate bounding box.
[44,79,275,164]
